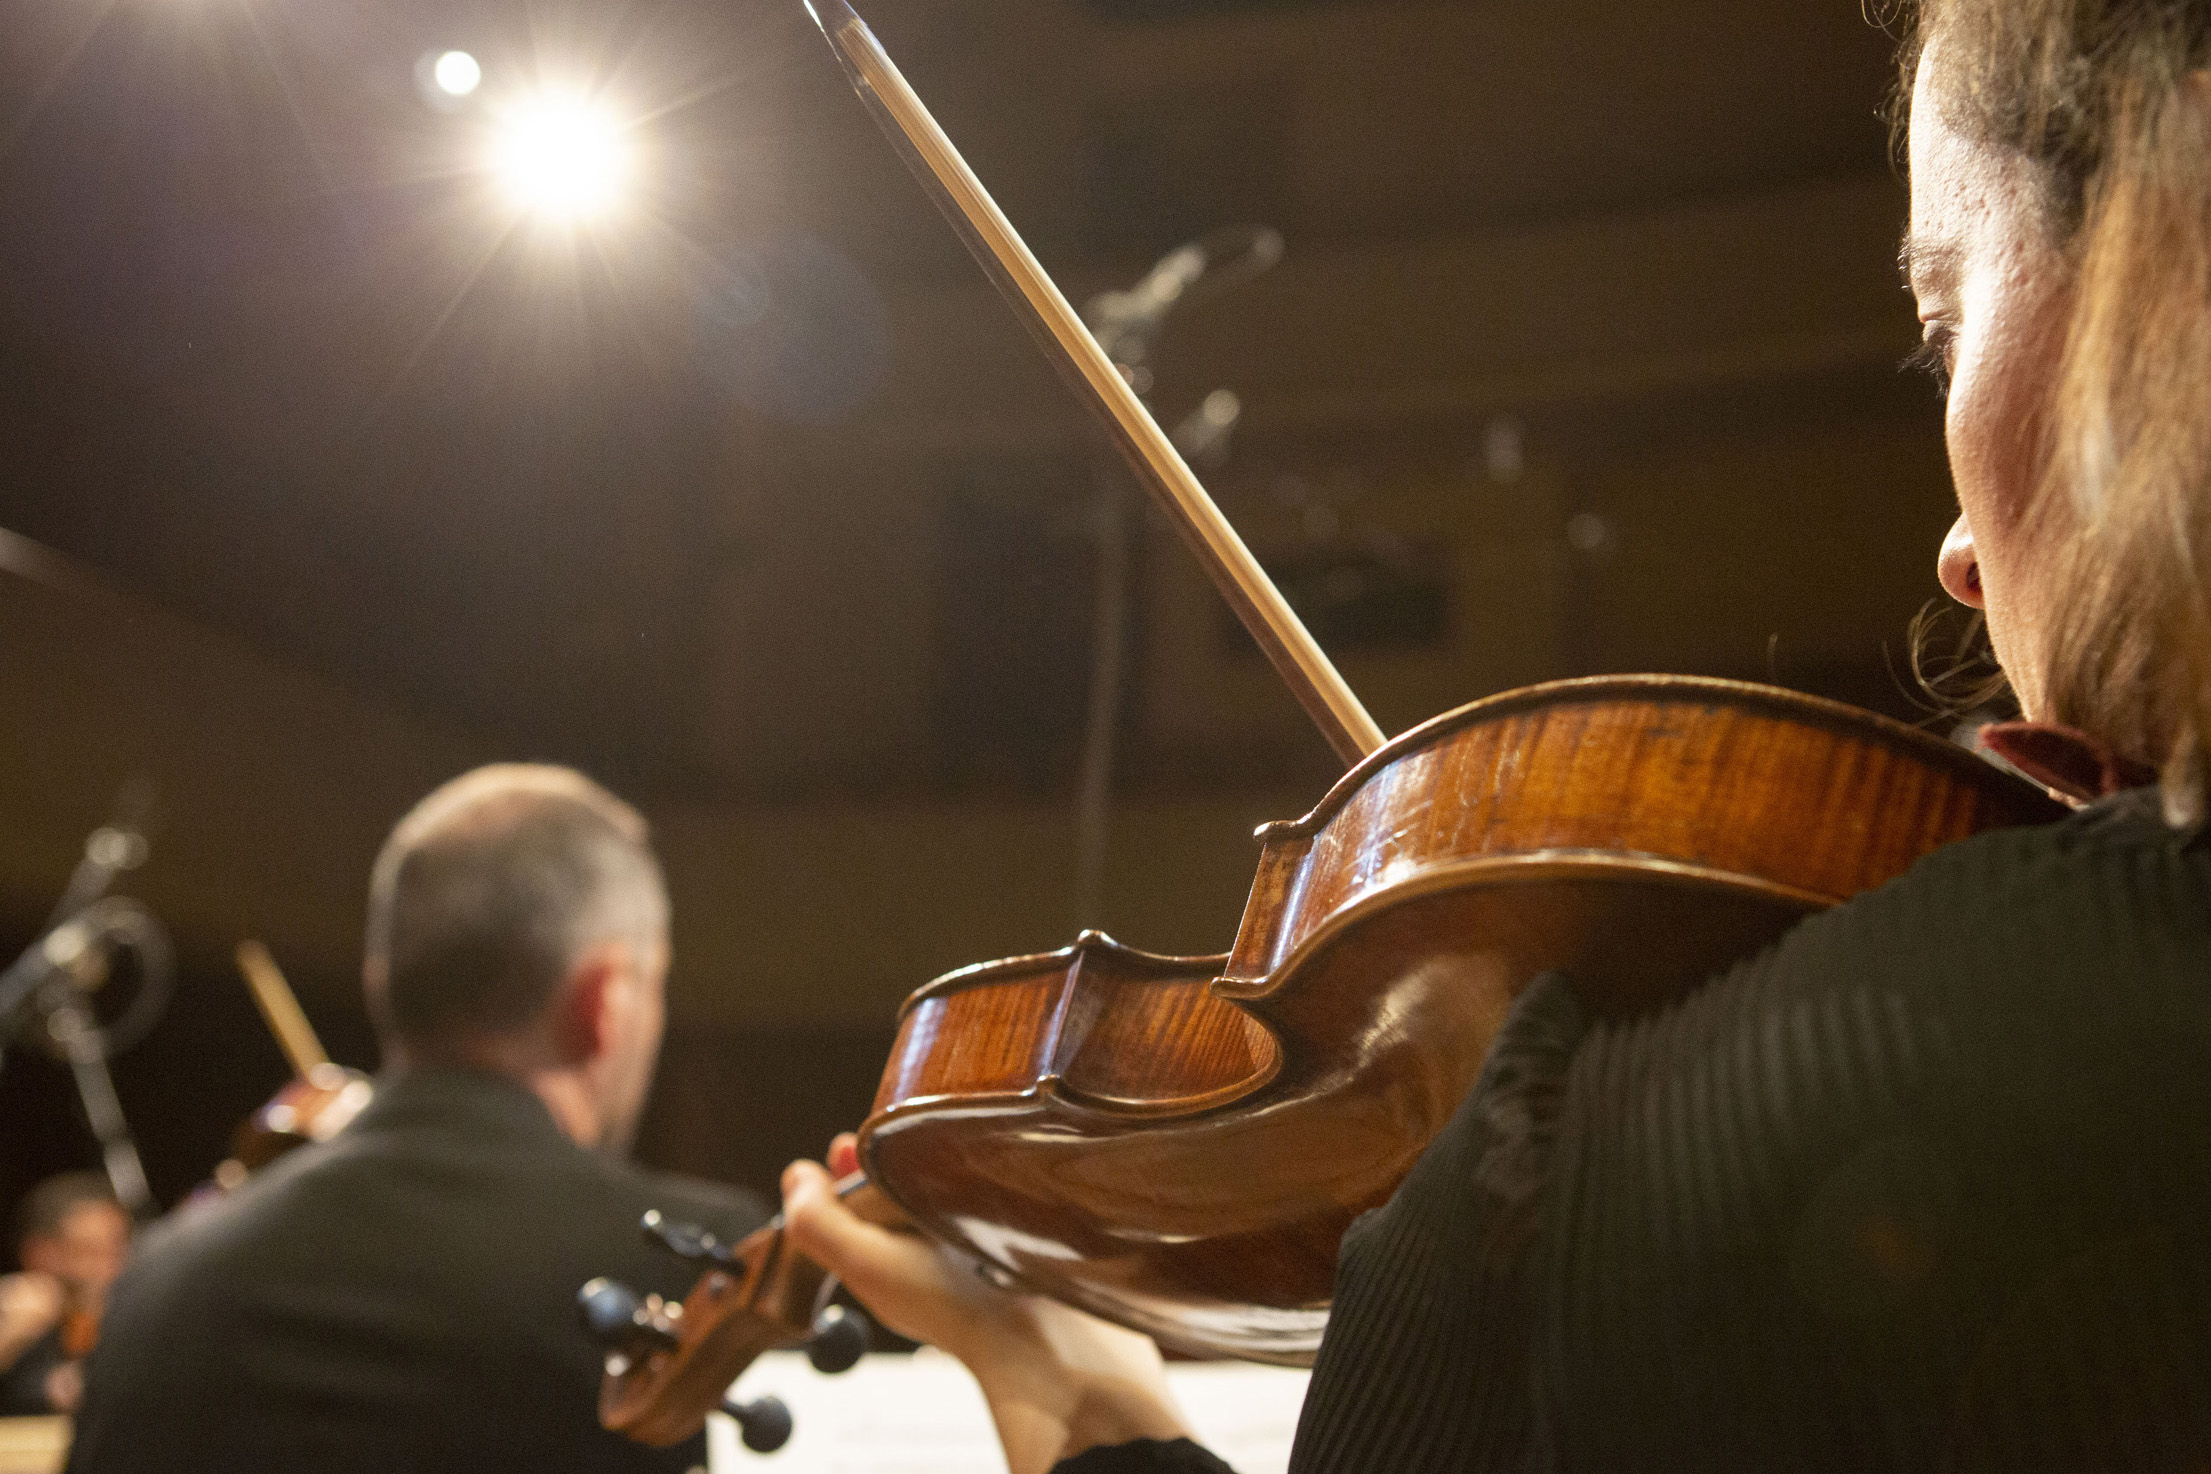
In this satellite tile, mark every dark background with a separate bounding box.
[0,0,1966,1247]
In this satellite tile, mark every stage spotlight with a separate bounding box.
[431,51,482,98]
[413,49,484,111]
[490,94,628,222]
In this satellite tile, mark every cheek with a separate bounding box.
[1944,329,2043,551]
[1942,274,2071,709]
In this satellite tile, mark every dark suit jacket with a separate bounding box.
[65,1067,768,1474]
[0,1327,66,1415]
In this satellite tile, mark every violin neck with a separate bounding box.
[834,1173,898,1222]
[747,1174,893,1334]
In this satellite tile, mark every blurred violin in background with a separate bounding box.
[206,942,372,1192]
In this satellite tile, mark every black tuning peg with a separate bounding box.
[721,1394,794,1453]
[576,1276,680,1358]
[803,1303,869,1374]
[641,1209,738,1269]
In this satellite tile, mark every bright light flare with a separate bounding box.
[431,51,482,97]
[490,94,629,222]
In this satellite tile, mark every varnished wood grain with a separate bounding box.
[872,973,1061,1111]
[1055,964,1273,1109]
[1230,676,2046,985]
[601,677,2065,1441]
[860,677,2059,1363]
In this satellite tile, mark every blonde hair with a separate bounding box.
[1900,0,2211,824]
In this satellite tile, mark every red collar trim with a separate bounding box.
[1977,721,2157,803]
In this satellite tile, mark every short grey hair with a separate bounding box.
[365,764,668,1048]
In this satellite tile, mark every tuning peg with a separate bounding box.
[577,1276,680,1359]
[721,1394,794,1453]
[641,1209,738,1269]
[803,1303,869,1374]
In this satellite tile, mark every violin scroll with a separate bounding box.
[577,1276,680,1361]
[588,1178,898,1446]
[639,1210,873,1371]
[576,1276,793,1450]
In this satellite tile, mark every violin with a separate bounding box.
[207,941,372,1190]
[584,1,2065,1442]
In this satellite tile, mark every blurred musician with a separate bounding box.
[0,1173,130,1416]
[65,765,765,1474]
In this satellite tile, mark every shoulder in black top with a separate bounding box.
[65,1066,769,1474]
[1065,794,2211,1474]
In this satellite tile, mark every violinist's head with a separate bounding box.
[365,764,671,1155]
[18,1172,128,1309]
[1899,0,2211,821]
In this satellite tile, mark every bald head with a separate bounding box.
[365,765,668,1054]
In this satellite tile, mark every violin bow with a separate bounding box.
[235,939,331,1082]
[805,0,1385,766]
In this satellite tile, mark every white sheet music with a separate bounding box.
[708,1350,1309,1474]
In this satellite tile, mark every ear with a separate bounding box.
[550,943,630,1068]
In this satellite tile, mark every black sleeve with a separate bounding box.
[1532,807,2211,1470]
[0,1328,65,1415]
[1051,1438,1239,1474]
[1289,970,1587,1474]
[1284,801,2211,1474]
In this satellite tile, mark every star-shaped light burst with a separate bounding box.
[489,92,629,222]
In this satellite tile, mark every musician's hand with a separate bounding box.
[0,1273,64,1369]
[783,1140,1191,1474]
[41,1361,84,1414]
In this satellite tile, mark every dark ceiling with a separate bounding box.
[0,0,1925,805]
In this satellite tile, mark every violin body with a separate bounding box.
[225,1062,375,1173]
[858,676,2063,1363]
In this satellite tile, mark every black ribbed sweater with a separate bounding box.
[1059,791,2211,1473]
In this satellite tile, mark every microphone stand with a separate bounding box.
[1070,468,1133,930]
[0,817,170,1218]
[48,989,154,1218]
[1072,228,1279,927]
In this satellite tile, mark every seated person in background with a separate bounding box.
[0,1173,130,1416]
[67,764,767,1474]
